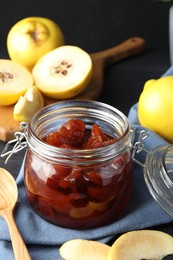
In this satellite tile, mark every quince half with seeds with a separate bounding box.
[107,230,173,260]
[13,85,44,122]
[59,239,110,260]
[32,45,92,99]
[0,59,33,106]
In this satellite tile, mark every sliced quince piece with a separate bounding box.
[0,59,33,106]
[32,45,92,99]
[59,239,110,260]
[69,206,94,219]
[88,197,114,211]
[13,85,44,122]
[107,230,173,260]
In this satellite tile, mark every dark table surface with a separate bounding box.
[0,47,173,238]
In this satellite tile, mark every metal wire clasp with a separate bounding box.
[0,122,28,164]
[131,128,149,167]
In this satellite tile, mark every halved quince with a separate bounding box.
[107,230,173,260]
[0,59,33,106]
[59,239,110,260]
[13,85,44,122]
[32,45,92,99]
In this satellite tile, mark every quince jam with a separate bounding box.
[24,119,132,229]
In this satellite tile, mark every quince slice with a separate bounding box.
[88,197,114,211]
[107,230,173,260]
[32,45,92,99]
[59,239,110,260]
[0,59,33,106]
[13,85,44,122]
[69,206,94,219]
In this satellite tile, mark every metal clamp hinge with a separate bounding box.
[0,122,28,164]
[131,128,149,167]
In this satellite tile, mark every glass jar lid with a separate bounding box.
[132,129,173,218]
[144,144,173,217]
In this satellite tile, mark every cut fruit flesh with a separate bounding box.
[69,206,95,219]
[59,239,110,260]
[13,85,44,122]
[0,59,33,106]
[107,230,173,260]
[32,45,92,99]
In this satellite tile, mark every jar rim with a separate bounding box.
[27,100,131,163]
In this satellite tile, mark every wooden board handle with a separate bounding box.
[90,37,146,66]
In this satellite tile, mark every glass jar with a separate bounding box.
[23,100,132,229]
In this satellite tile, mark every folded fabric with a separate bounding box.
[1,67,173,259]
[162,65,173,77]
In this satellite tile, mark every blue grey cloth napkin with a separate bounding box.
[1,68,173,259]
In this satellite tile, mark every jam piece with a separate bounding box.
[84,171,103,186]
[59,119,85,147]
[44,118,116,149]
[92,123,108,141]
[45,119,85,148]
[44,131,62,147]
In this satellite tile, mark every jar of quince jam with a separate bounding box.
[23,100,132,229]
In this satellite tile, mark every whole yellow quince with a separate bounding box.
[7,16,65,71]
[138,76,173,142]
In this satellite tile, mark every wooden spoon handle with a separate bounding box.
[2,210,31,260]
[90,37,146,66]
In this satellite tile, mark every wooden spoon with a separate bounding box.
[0,168,31,260]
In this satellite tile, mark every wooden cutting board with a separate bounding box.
[0,37,146,142]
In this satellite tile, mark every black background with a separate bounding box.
[0,0,172,54]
